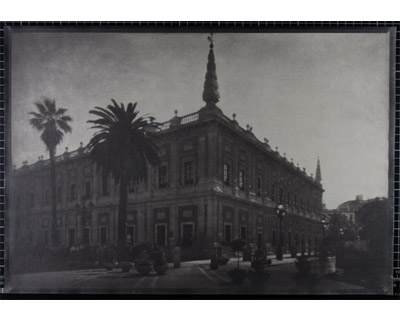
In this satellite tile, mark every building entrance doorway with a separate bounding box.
[68,228,75,247]
[224,224,232,243]
[156,224,167,246]
[126,225,135,245]
[181,223,194,246]
[257,232,262,248]
[100,227,107,245]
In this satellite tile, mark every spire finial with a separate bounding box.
[202,33,220,106]
[315,157,322,183]
[207,33,214,49]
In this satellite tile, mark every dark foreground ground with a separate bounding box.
[5,257,374,295]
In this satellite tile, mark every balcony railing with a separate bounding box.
[180,112,199,124]
[157,111,200,132]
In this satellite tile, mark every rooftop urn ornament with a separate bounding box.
[174,109,178,117]
[232,113,236,120]
[283,153,287,158]
[249,126,253,132]
[291,158,293,163]
[264,138,269,144]
[65,147,68,153]
[202,33,220,106]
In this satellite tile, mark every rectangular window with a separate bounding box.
[83,228,90,245]
[271,184,275,201]
[102,176,109,196]
[224,224,232,243]
[294,194,298,208]
[128,178,135,193]
[256,177,261,196]
[287,191,291,205]
[45,189,50,204]
[239,170,245,190]
[307,200,310,212]
[223,163,230,186]
[43,230,48,245]
[182,223,194,246]
[70,184,76,201]
[240,226,247,240]
[100,227,107,245]
[184,161,194,185]
[57,186,62,204]
[158,166,167,188]
[279,188,283,204]
[54,229,61,245]
[85,181,91,198]
[30,193,35,207]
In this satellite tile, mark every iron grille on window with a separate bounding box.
[256,177,261,196]
[239,170,245,190]
[184,161,194,185]
[70,184,76,201]
[223,163,230,186]
[159,166,167,188]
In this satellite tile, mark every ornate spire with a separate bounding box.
[202,33,220,106]
[315,157,322,183]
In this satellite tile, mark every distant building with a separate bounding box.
[323,195,383,223]
[10,38,324,258]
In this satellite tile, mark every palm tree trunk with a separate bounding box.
[117,174,128,247]
[49,150,58,247]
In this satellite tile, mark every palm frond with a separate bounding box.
[44,98,56,114]
[30,118,44,130]
[34,102,48,116]
[29,98,72,151]
[56,119,72,133]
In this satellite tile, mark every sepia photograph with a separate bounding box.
[4,27,395,295]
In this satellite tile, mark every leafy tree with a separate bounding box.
[325,213,358,250]
[87,99,160,248]
[355,198,391,292]
[29,98,72,246]
[356,198,390,251]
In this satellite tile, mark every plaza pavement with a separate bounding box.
[5,255,370,295]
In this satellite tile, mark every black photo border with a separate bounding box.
[0,21,398,300]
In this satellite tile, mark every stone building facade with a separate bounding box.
[10,38,324,258]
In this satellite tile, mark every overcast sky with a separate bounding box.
[10,31,390,209]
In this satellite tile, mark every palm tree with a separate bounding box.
[29,98,72,246]
[87,99,160,247]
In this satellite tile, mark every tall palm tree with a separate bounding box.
[29,98,72,246]
[87,99,160,247]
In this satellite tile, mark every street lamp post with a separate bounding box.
[276,204,286,261]
[320,216,328,257]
